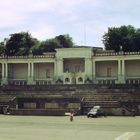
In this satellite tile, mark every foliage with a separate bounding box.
[1,32,75,56]
[55,34,74,48]
[0,41,5,55]
[32,34,75,54]
[38,38,63,53]
[5,32,38,56]
[103,25,140,52]
[31,42,42,55]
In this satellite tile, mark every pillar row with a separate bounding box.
[85,58,92,79]
[118,60,125,84]
[55,58,63,80]
[27,62,35,85]
[1,63,8,85]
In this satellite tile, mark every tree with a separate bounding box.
[3,32,75,55]
[132,29,140,51]
[32,34,75,55]
[5,32,38,56]
[0,41,5,55]
[103,25,140,52]
[38,38,63,53]
[31,42,43,55]
[55,34,74,48]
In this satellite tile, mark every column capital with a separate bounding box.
[57,58,63,62]
[85,58,91,61]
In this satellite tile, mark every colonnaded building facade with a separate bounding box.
[0,47,140,85]
[0,47,140,116]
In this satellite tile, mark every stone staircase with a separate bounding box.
[0,84,140,115]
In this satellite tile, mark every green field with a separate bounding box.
[0,115,139,140]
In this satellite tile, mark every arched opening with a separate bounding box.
[65,77,70,83]
[78,77,83,82]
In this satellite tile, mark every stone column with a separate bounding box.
[54,60,57,80]
[28,62,35,85]
[28,62,31,78]
[118,60,121,83]
[92,60,96,83]
[85,58,92,80]
[31,62,34,79]
[1,63,8,85]
[2,63,5,79]
[117,60,125,84]
[56,58,63,81]
[27,62,30,85]
[5,63,8,79]
[121,60,125,83]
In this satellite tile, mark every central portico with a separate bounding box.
[55,48,93,84]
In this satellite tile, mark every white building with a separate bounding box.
[0,47,140,85]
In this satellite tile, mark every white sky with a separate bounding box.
[0,0,140,48]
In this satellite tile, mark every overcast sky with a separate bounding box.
[0,0,140,48]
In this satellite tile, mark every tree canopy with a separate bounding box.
[2,26,140,56]
[55,34,74,48]
[33,34,74,54]
[103,25,140,52]
[5,32,38,56]
[0,32,75,56]
[32,38,63,55]
[0,41,5,55]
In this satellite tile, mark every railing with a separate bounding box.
[8,79,27,85]
[0,53,55,59]
[95,77,117,84]
[94,51,140,56]
[126,77,140,84]
[35,79,54,85]
[3,77,140,86]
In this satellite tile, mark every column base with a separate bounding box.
[1,78,8,85]
[27,77,35,85]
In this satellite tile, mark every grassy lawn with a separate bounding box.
[0,115,139,140]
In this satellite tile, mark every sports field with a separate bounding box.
[0,115,139,140]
